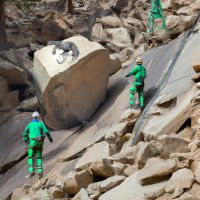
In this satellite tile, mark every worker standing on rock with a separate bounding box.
[23,111,53,178]
[126,57,146,109]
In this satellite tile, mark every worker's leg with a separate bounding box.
[130,85,137,107]
[28,148,34,173]
[35,142,44,175]
[138,85,144,108]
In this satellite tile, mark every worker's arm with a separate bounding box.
[41,122,53,143]
[125,66,139,77]
[23,124,30,143]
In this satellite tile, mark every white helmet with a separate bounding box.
[136,57,142,64]
[32,111,40,118]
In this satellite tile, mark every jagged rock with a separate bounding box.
[64,169,94,195]
[109,54,121,76]
[108,146,135,165]
[11,185,31,200]
[169,152,194,169]
[98,16,123,28]
[92,23,107,43]
[134,32,146,48]
[87,176,126,199]
[0,55,27,85]
[122,165,138,177]
[135,142,160,169]
[179,192,196,200]
[138,158,177,185]
[156,134,190,159]
[188,183,200,199]
[178,126,191,139]
[119,47,134,63]
[165,168,195,198]
[192,73,200,82]
[188,140,200,153]
[144,182,166,200]
[0,77,19,110]
[120,108,141,125]
[106,27,132,49]
[32,171,64,191]
[49,187,65,199]
[33,36,111,130]
[193,65,200,73]
[89,159,115,178]
[194,161,200,183]
[171,0,194,8]
[155,94,177,108]
[196,82,200,89]
[72,189,92,200]
[32,189,50,200]
[75,141,110,171]
[134,43,148,57]
[99,172,168,200]
[147,30,169,44]
[111,162,125,175]
[166,15,195,38]
[17,96,39,111]
[105,123,128,143]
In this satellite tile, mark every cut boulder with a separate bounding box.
[33,36,111,130]
[137,158,177,185]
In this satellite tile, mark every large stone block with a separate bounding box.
[33,36,111,129]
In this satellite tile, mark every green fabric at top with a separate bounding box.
[127,64,146,83]
[23,121,51,141]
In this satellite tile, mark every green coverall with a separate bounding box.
[147,0,166,33]
[23,119,53,174]
[126,64,146,108]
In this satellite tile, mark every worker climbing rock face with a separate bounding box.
[126,57,146,109]
[23,111,53,178]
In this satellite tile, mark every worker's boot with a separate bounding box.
[25,172,35,178]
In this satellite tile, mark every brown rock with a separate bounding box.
[188,183,200,199]
[179,192,196,200]
[49,187,65,199]
[135,142,160,169]
[98,16,122,28]
[105,123,128,143]
[165,168,194,198]
[75,141,110,171]
[192,73,200,82]
[109,54,121,76]
[92,23,107,43]
[11,186,31,200]
[194,161,200,183]
[87,176,126,199]
[120,108,141,125]
[108,146,135,165]
[122,165,138,177]
[64,169,94,195]
[156,134,190,159]
[99,172,168,200]
[72,189,92,200]
[193,65,200,73]
[89,159,115,178]
[138,158,177,185]
[111,162,125,175]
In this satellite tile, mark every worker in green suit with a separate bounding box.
[23,111,53,178]
[126,58,146,109]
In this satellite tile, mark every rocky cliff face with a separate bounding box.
[1,0,200,200]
